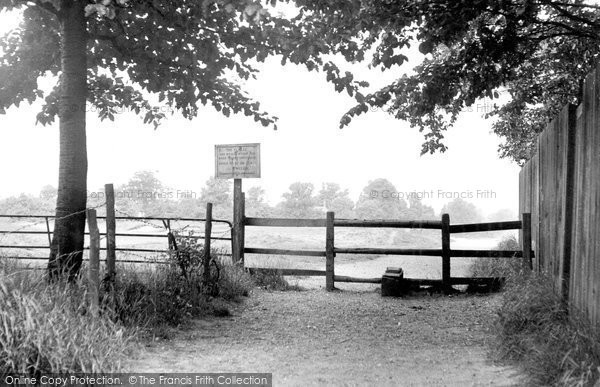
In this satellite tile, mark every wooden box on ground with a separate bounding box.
[381,267,408,297]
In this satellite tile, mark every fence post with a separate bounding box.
[240,192,245,265]
[233,178,243,263]
[44,216,52,248]
[522,213,533,271]
[104,184,116,291]
[87,208,100,316]
[326,211,335,291]
[441,213,451,293]
[203,202,213,285]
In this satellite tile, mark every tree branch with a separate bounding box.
[33,0,59,16]
[539,1,600,10]
[534,17,599,39]
[537,0,600,28]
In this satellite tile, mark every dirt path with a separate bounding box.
[126,287,522,386]
[127,237,522,386]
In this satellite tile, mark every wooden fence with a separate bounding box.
[237,212,532,292]
[519,64,600,327]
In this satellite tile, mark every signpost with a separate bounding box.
[215,143,260,263]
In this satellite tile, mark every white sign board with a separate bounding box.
[215,143,261,179]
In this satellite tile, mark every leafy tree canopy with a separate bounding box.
[405,195,436,220]
[355,178,407,220]
[119,170,164,202]
[39,184,58,200]
[279,181,318,218]
[199,176,232,218]
[245,186,273,217]
[441,197,483,224]
[0,192,55,214]
[317,182,354,218]
[4,1,599,165]
[0,0,366,127]
[291,0,600,164]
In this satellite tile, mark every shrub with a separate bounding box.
[112,236,251,333]
[251,269,302,291]
[217,262,254,301]
[495,271,600,386]
[470,234,525,280]
[0,263,134,375]
[111,264,211,331]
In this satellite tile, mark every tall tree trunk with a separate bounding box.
[48,0,88,281]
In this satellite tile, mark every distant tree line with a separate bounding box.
[0,171,514,223]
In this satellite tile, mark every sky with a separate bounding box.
[0,9,520,216]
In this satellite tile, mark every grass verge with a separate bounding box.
[0,242,255,374]
[469,237,600,385]
[0,261,134,375]
[495,271,600,386]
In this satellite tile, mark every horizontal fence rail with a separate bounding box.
[449,220,522,233]
[450,249,523,258]
[244,247,326,257]
[244,217,326,227]
[0,214,232,226]
[0,229,231,239]
[334,248,443,256]
[334,219,443,229]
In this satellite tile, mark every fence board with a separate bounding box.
[244,217,326,227]
[585,70,600,325]
[537,105,576,295]
[244,247,326,257]
[449,220,522,233]
[333,248,443,256]
[449,249,523,258]
[247,268,326,276]
[334,219,442,229]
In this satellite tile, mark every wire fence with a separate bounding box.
[0,208,233,268]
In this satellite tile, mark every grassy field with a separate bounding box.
[244,226,441,268]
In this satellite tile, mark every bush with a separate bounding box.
[113,235,251,333]
[495,271,600,386]
[218,263,254,301]
[251,269,302,291]
[0,263,134,375]
[112,264,212,331]
[470,234,525,280]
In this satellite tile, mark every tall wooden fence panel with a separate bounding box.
[520,65,600,327]
[538,105,576,296]
[570,69,600,325]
